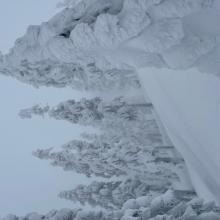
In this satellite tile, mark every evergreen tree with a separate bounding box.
[20,97,161,146]
[2,60,139,90]
[58,178,164,210]
[19,104,49,119]
[33,132,182,184]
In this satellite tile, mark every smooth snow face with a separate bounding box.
[0,75,90,216]
[138,67,220,205]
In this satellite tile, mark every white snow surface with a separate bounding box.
[138,67,220,205]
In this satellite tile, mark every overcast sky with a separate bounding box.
[0,0,89,216]
[0,0,60,53]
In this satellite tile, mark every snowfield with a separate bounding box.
[138,67,220,205]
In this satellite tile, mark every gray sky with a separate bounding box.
[0,0,89,216]
[0,75,90,216]
[0,0,59,53]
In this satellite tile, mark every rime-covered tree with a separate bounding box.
[4,0,220,218]
[28,93,185,196]
[58,178,164,210]
[1,0,218,88]
[0,0,143,91]
[33,133,183,186]
[3,190,220,220]
[19,104,49,119]
[32,141,125,178]
[3,60,139,90]
[21,97,152,125]
[1,209,121,220]
[20,97,162,145]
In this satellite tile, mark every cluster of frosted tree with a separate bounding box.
[18,90,220,219]
[2,190,220,220]
[1,0,220,219]
[22,97,182,187]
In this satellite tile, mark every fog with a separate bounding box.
[0,0,88,216]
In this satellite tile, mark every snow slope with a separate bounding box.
[138,67,220,205]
